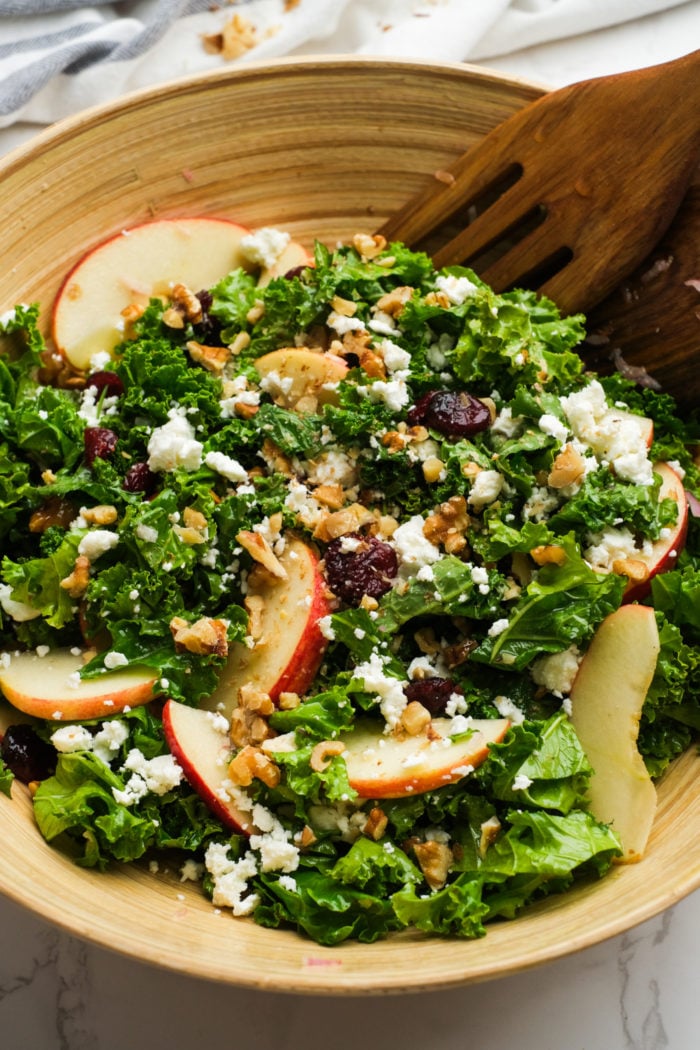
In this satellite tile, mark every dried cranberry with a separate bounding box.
[123,461,158,494]
[324,533,398,606]
[404,677,464,717]
[1,724,56,783]
[282,264,307,281]
[84,426,118,467]
[407,390,491,437]
[192,289,222,342]
[87,371,124,398]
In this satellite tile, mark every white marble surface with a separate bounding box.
[1,5,700,1048]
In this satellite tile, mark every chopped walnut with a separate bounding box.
[169,616,229,657]
[478,815,501,858]
[352,232,387,260]
[183,506,208,531]
[375,286,413,317]
[530,544,567,567]
[228,745,280,788]
[228,331,252,356]
[443,637,478,669]
[186,340,230,375]
[296,824,317,849]
[422,456,445,484]
[612,557,650,583]
[400,701,431,737]
[202,13,258,60]
[461,461,482,480]
[237,530,287,579]
[331,295,357,317]
[548,444,586,489]
[412,840,453,891]
[309,740,346,772]
[424,290,450,309]
[278,691,301,710]
[59,555,90,598]
[423,496,469,554]
[37,347,86,390]
[381,430,409,453]
[312,484,346,510]
[170,283,203,323]
[313,503,375,542]
[363,807,389,841]
[173,524,207,546]
[261,438,293,476]
[413,626,441,655]
[246,300,265,325]
[230,683,275,749]
[29,497,77,533]
[81,504,118,526]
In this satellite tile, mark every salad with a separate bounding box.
[0,227,698,946]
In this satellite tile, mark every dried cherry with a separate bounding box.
[84,426,118,467]
[404,677,464,717]
[86,371,124,398]
[407,390,491,437]
[1,724,56,783]
[123,461,158,494]
[324,533,398,605]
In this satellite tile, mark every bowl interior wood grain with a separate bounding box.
[0,56,698,995]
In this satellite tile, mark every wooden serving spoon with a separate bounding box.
[379,50,700,407]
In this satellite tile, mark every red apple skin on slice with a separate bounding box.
[254,347,348,410]
[570,604,659,863]
[0,649,158,721]
[341,717,510,799]
[162,699,255,835]
[623,461,688,603]
[202,536,331,719]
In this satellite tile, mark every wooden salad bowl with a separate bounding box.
[0,57,698,994]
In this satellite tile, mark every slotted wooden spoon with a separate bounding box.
[379,49,700,324]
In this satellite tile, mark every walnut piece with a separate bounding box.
[363,807,389,841]
[229,683,275,748]
[169,616,229,657]
[228,745,280,788]
[412,840,453,891]
[59,555,90,598]
[309,740,346,772]
[237,530,287,579]
[548,444,586,489]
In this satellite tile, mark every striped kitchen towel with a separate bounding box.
[0,0,693,129]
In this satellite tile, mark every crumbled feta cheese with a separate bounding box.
[467,469,503,509]
[493,695,526,724]
[488,618,510,637]
[531,645,582,697]
[204,842,259,915]
[360,372,410,412]
[391,515,441,574]
[512,773,533,791]
[376,338,411,373]
[317,615,336,641]
[51,724,94,753]
[113,749,183,806]
[204,450,248,484]
[538,413,569,445]
[354,650,407,729]
[327,310,367,335]
[240,226,290,270]
[92,719,129,764]
[147,409,203,473]
[435,273,477,305]
[584,526,651,573]
[135,523,158,544]
[104,651,129,669]
[491,406,522,438]
[560,380,653,485]
[78,529,119,561]
[0,583,40,622]
[522,485,559,522]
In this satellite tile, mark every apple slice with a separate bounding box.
[52,217,310,370]
[162,699,255,834]
[623,461,688,602]
[203,536,331,719]
[254,347,348,411]
[340,717,510,799]
[259,239,312,285]
[570,604,659,862]
[0,649,158,721]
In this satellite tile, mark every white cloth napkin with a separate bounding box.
[0,0,693,129]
